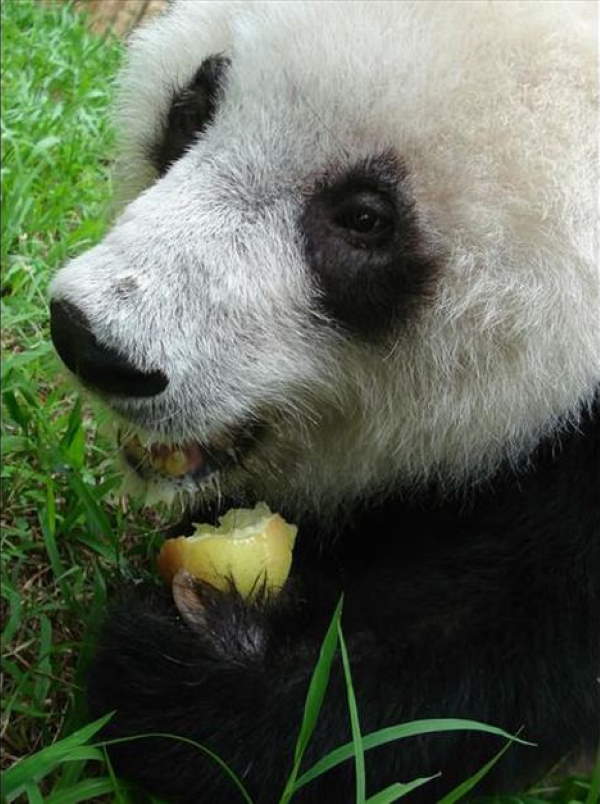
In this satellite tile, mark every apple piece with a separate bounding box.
[157,503,297,598]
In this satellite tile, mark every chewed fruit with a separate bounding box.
[157,503,297,598]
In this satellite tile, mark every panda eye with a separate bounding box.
[301,153,436,335]
[337,206,391,235]
[334,192,395,244]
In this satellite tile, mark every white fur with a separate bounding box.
[51,0,600,520]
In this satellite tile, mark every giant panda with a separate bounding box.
[49,1,599,801]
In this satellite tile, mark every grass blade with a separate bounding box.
[585,743,600,804]
[49,747,105,763]
[337,620,365,803]
[46,473,57,536]
[61,397,84,448]
[45,777,117,804]
[67,474,113,539]
[95,733,254,804]
[23,782,44,803]
[2,713,113,801]
[40,474,71,601]
[279,595,343,803]
[101,746,130,804]
[2,389,30,431]
[33,614,52,707]
[67,473,116,560]
[294,718,532,792]
[435,739,514,803]
[1,584,22,645]
[365,775,440,803]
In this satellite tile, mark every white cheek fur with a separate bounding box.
[50,0,599,518]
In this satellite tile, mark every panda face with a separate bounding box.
[50,0,599,520]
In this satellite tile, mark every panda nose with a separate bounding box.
[49,300,169,398]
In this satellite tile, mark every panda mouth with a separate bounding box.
[119,422,264,486]
[121,435,219,482]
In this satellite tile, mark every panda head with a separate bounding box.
[50,0,599,523]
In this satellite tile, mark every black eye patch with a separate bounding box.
[151,54,230,177]
[301,153,438,337]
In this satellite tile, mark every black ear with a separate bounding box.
[151,54,230,176]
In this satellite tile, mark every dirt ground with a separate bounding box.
[74,0,167,36]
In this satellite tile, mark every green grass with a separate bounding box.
[1,0,164,780]
[1,1,598,802]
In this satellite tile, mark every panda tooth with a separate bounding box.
[163,449,191,477]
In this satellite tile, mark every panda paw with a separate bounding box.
[86,580,322,801]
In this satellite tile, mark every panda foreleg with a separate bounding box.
[87,571,596,804]
[87,578,354,803]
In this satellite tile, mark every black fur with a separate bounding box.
[151,55,230,177]
[88,397,600,802]
[301,153,438,336]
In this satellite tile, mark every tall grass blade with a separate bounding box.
[1,345,53,380]
[585,743,600,804]
[39,499,70,603]
[2,389,30,431]
[294,719,532,792]
[48,746,104,795]
[337,620,365,803]
[67,474,113,538]
[279,595,343,803]
[1,584,22,645]
[96,733,254,804]
[365,775,440,803]
[2,713,113,801]
[45,474,57,536]
[101,746,130,804]
[33,614,52,707]
[23,782,44,803]
[60,396,85,467]
[45,777,117,803]
[435,739,514,803]
[67,474,116,560]
[60,397,83,448]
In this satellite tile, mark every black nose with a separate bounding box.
[50,300,169,398]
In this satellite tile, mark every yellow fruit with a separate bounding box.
[157,503,297,598]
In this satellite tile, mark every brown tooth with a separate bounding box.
[184,443,205,471]
[125,436,146,462]
[163,450,189,477]
[149,444,168,473]
[143,441,207,476]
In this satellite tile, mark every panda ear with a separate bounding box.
[151,54,230,177]
[172,569,206,629]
